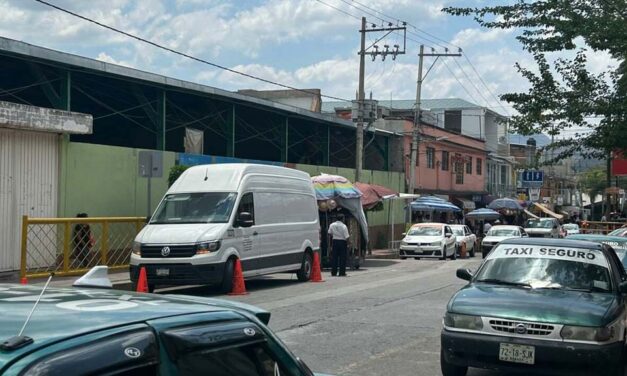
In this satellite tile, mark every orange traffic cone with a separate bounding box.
[20,277,28,285]
[136,266,149,293]
[228,259,248,295]
[310,251,324,283]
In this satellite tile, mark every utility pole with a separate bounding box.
[356,16,366,183]
[354,18,406,183]
[407,45,461,194]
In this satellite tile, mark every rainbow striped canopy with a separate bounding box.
[311,173,362,200]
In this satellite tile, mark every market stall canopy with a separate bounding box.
[465,208,501,220]
[532,202,564,220]
[453,197,476,210]
[523,209,539,219]
[311,173,362,200]
[354,182,398,210]
[487,198,523,211]
[311,173,368,244]
[410,197,461,213]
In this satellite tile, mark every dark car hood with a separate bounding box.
[449,283,619,327]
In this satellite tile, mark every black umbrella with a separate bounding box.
[487,198,523,211]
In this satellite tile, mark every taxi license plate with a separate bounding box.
[499,343,535,365]
[156,268,170,277]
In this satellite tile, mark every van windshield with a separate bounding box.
[151,192,237,224]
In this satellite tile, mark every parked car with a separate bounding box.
[0,268,327,376]
[523,217,561,238]
[130,164,320,293]
[400,223,457,260]
[568,234,627,270]
[608,227,627,237]
[450,225,477,257]
[480,225,527,258]
[562,223,580,236]
[442,238,627,376]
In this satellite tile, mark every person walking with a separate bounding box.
[328,214,350,277]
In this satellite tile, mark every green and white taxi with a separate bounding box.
[0,267,328,376]
[442,238,627,376]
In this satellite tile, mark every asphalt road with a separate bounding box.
[160,257,496,376]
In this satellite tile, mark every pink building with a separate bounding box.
[404,121,487,207]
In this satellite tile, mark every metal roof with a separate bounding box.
[0,37,357,130]
[322,98,507,118]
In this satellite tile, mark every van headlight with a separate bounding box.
[443,313,483,330]
[196,241,221,255]
[132,241,141,256]
[561,322,620,342]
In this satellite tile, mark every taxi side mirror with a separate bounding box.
[456,268,473,281]
[619,281,627,294]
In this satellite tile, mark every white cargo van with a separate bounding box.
[130,164,320,292]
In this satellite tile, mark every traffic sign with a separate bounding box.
[521,170,544,188]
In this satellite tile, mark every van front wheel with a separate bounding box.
[220,258,235,294]
[297,252,313,282]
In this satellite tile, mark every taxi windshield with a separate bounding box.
[451,227,464,236]
[151,192,237,224]
[408,226,442,236]
[525,219,554,229]
[475,246,612,292]
[487,228,519,237]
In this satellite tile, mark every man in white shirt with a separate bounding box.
[483,221,492,234]
[328,214,350,277]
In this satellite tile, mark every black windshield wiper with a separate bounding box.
[475,279,531,288]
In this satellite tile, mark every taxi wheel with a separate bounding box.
[440,248,447,261]
[440,350,467,376]
[451,247,457,260]
[296,252,313,282]
[469,243,476,258]
[147,284,155,293]
[220,258,235,294]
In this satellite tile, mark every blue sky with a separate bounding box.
[0,0,616,130]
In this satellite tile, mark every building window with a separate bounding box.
[444,110,462,133]
[476,158,482,175]
[441,151,449,171]
[500,165,508,185]
[454,154,464,184]
[466,157,472,175]
[427,147,435,169]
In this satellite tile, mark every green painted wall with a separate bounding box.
[58,142,407,248]
[59,142,175,217]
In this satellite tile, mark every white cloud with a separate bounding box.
[451,27,513,48]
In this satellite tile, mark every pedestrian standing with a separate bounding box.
[328,214,350,277]
[483,221,492,235]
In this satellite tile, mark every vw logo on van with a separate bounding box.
[515,324,527,335]
[124,347,142,358]
[161,246,171,257]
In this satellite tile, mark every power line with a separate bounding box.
[440,59,483,109]
[33,0,351,102]
[452,58,492,108]
[314,0,361,20]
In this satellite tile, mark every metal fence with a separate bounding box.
[579,221,626,235]
[21,216,145,278]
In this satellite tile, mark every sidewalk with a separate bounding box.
[367,248,399,259]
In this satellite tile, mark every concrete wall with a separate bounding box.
[59,142,407,248]
[59,142,175,217]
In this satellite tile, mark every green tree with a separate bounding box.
[443,1,627,163]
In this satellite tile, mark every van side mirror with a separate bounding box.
[456,268,473,281]
[237,212,254,228]
[446,233,453,238]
